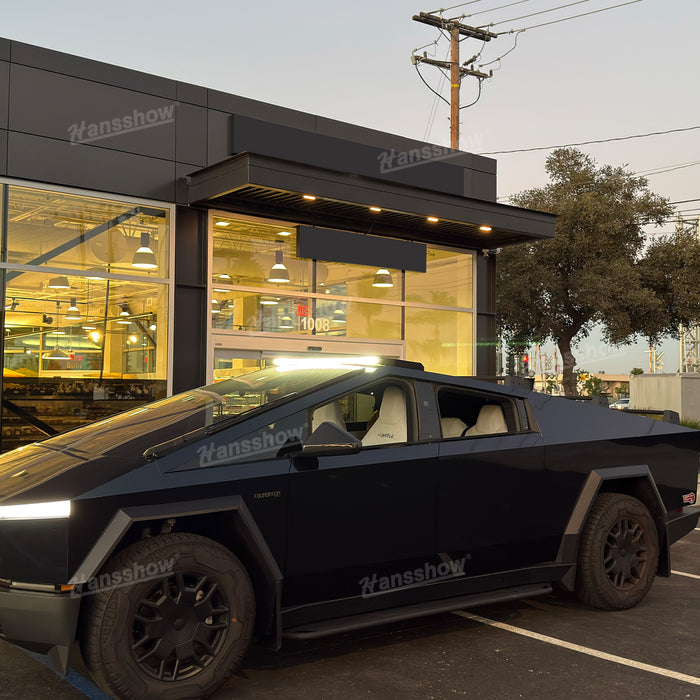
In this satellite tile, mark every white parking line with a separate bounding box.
[672,570,700,580]
[453,610,700,686]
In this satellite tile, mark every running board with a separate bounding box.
[283,583,552,640]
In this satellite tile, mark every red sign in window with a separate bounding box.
[296,305,309,317]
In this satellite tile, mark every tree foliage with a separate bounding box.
[497,148,700,395]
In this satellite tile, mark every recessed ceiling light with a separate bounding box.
[369,206,382,213]
[278,230,292,236]
[427,216,439,223]
[303,195,316,201]
[479,225,493,232]
[215,221,231,227]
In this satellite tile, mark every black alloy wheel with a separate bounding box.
[83,532,255,700]
[575,492,659,610]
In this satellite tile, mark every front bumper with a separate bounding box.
[666,504,700,546]
[0,585,80,672]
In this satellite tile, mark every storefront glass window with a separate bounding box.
[1,184,171,451]
[6,186,169,278]
[405,247,473,308]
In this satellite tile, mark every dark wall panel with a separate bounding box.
[173,206,207,392]
[176,82,207,107]
[176,103,207,167]
[0,39,9,62]
[9,65,176,160]
[298,226,426,272]
[208,90,317,131]
[231,115,465,197]
[10,41,176,99]
[476,314,497,376]
[476,253,496,314]
[8,132,176,201]
[0,129,6,175]
[0,61,7,130]
[207,110,230,166]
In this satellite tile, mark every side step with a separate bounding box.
[283,583,552,640]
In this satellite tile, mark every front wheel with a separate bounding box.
[575,493,659,610]
[82,532,255,700]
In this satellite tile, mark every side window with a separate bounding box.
[437,388,518,439]
[310,382,412,447]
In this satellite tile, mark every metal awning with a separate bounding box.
[187,152,555,249]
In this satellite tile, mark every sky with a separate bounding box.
[2,0,699,374]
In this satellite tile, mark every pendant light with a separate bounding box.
[279,309,294,329]
[43,302,69,360]
[268,251,290,283]
[48,275,70,289]
[117,303,131,324]
[65,298,81,321]
[372,268,394,288]
[131,232,158,270]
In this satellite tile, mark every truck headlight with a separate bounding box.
[0,500,71,519]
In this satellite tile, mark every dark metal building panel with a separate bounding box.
[208,90,317,132]
[0,61,7,130]
[173,206,208,392]
[176,162,197,206]
[207,110,231,166]
[9,65,176,161]
[231,115,465,197]
[176,81,207,107]
[477,253,496,314]
[176,103,207,167]
[297,226,426,272]
[10,41,176,99]
[0,129,6,176]
[0,39,9,62]
[7,132,176,202]
[476,314,497,375]
[315,115,477,171]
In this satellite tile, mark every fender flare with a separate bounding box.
[69,495,283,647]
[556,465,668,589]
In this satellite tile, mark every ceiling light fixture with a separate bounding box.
[303,194,316,201]
[369,206,382,213]
[427,216,439,223]
[479,225,493,232]
[65,298,81,321]
[48,275,70,289]
[131,232,158,270]
[44,302,69,360]
[260,296,279,306]
[268,251,290,283]
[116,303,131,324]
[215,220,231,227]
[279,310,294,329]
[278,230,292,236]
[211,299,221,314]
[372,268,394,288]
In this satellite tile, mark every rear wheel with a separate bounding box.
[575,493,659,610]
[82,532,255,700]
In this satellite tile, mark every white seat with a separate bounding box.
[441,417,467,438]
[464,405,508,437]
[362,387,407,446]
[311,401,346,432]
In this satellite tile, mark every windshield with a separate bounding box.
[17,365,362,458]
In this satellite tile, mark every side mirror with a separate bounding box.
[301,421,362,457]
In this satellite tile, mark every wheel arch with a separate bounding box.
[70,496,282,648]
[556,465,669,590]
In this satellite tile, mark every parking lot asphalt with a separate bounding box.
[2,529,700,699]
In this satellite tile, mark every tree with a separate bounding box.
[630,367,644,376]
[497,148,700,396]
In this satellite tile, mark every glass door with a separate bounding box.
[209,335,405,383]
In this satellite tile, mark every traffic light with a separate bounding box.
[521,353,529,375]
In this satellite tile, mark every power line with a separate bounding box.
[670,198,700,205]
[496,0,643,35]
[428,0,484,14]
[453,0,534,19]
[480,124,700,155]
[489,0,594,27]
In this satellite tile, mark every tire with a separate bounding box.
[82,533,255,700]
[575,492,659,610]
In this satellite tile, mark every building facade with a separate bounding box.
[0,38,555,450]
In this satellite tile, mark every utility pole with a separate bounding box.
[412,11,496,149]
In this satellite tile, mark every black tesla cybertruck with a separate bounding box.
[0,357,697,699]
